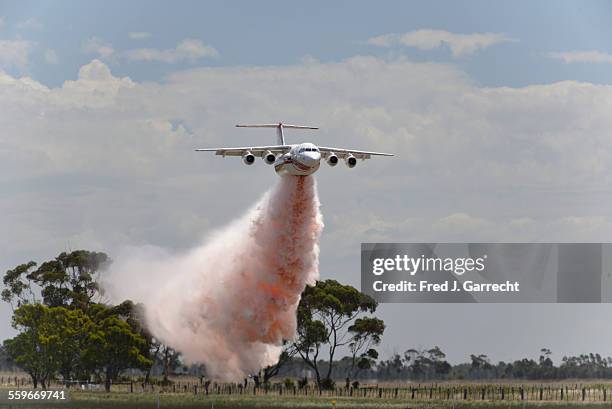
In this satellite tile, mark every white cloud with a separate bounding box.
[15,18,43,31]
[0,39,34,69]
[128,31,152,40]
[548,50,612,64]
[2,56,611,262]
[4,55,612,360]
[368,29,515,57]
[124,38,218,63]
[44,48,58,64]
[82,36,114,58]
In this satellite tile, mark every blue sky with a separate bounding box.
[4,1,612,364]
[3,0,612,87]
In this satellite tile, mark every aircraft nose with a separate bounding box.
[302,152,321,166]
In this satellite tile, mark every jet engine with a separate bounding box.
[326,152,339,167]
[242,151,255,165]
[263,150,276,165]
[345,154,357,168]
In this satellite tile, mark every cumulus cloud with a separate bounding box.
[128,31,152,40]
[2,57,612,253]
[368,29,515,57]
[4,55,612,358]
[0,39,34,69]
[124,38,218,63]
[548,50,612,64]
[44,48,58,64]
[326,212,612,258]
[82,36,114,58]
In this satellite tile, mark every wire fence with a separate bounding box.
[2,377,612,402]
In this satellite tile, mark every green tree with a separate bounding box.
[83,304,152,392]
[346,317,385,384]
[46,307,91,385]
[29,250,109,308]
[294,311,328,387]
[2,251,109,309]
[294,280,381,389]
[3,304,88,388]
[2,251,153,390]
[4,304,53,388]
[111,300,162,384]
[2,261,39,308]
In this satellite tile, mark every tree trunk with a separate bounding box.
[146,343,160,385]
[104,369,112,392]
[162,347,173,383]
[61,370,71,388]
[30,375,38,389]
[163,361,169,383]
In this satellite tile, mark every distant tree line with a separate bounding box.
[270,347,612,383]
[374,347,612,381]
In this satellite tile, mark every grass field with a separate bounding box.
[3,377,612,409]
[3,390,612,409]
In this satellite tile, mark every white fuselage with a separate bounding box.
[274,142,321,176]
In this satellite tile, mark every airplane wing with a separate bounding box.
[317,146,394,160]
[195,145,292,157]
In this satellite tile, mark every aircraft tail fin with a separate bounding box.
[236,122,318,145]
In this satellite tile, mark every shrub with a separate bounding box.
[297,377,308,389]
[319,378,335,390]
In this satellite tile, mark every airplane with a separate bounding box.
[195,122,393,176]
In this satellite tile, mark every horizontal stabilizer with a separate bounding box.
[236,123,318,130]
